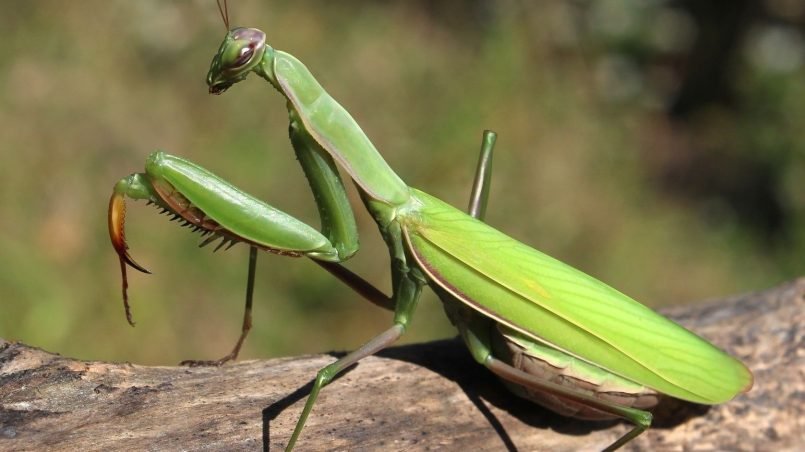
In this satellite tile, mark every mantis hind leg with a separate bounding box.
[484,357,651,451]
[468,130,496,219]
[455,313,651,451]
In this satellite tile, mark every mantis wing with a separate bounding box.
[403,189,752,404]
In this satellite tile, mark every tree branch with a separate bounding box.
[1,278,802,451]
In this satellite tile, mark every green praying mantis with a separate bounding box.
[108,7,752,451]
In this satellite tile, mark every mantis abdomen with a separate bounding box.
[492,325,661,420]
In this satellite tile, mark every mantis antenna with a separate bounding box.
[216,0,230,30]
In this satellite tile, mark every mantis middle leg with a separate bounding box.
[283,130,498,449]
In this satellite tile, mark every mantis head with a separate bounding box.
[207,28,267,94]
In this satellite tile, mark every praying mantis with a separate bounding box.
[108,9,753,451]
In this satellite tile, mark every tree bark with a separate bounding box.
[1,279,803,451]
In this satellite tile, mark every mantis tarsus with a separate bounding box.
[108,13,753,451]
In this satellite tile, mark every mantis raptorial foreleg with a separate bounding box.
[149,130,498,368]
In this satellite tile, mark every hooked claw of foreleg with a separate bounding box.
[109,183,151,326]
[109,191,151,275]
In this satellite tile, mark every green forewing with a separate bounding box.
[403,189,752,404]
[272,51,410,205]
[146,152,331,254]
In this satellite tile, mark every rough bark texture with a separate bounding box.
[1,279,803,451]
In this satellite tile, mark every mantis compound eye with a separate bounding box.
[231,44,255,68]
[228,28,266,66]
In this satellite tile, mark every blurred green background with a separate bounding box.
[1,0,803,365]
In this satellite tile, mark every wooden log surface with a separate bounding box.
[1,278,803,451]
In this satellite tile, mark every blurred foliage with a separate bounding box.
[0,0,802,365]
